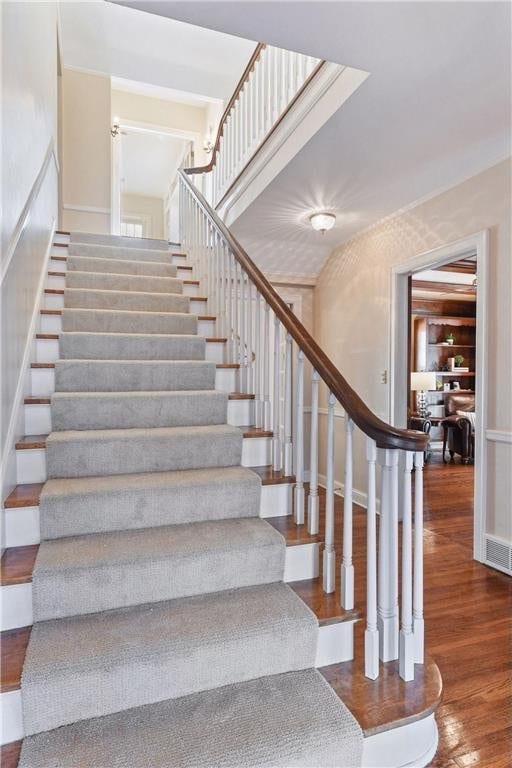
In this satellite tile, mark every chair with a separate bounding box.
[441,392,475,464]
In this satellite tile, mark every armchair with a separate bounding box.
[441,392,475,464]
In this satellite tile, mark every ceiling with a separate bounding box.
[59,2,256,100]
[120,130,185,198]
[118,1,511,278]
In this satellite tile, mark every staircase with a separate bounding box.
[3,231,367,767]
[1,42,441,767]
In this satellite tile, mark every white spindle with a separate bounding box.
[283,333,293,476]
[294,349,305,524]
[378,448,399,662]
[227,250,234,362]
[263,303,271,430]
[307,369,320,535]
[323,391,336,593]
[413,451,425,663]
[255,291,262,427]
[272,315,281,471]
[341,418,355,610]
[400,451,415,681]
[219,237,226,337]
[365,438,379,680]
[247,281,253,393]
[239,270,246,391]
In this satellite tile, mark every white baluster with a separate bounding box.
[341,417,355,610]
[308,369,320,534]
[378,448,399,662]
[219,236,226,337]
[227,250,234,362]
[323,391,336,592]
[365,438,379,680]
[283,333,293,476]
[239,270,246,391]
[246,281,253,393]
[234,260,240,367]
[255,291,262,427]
[413,451,425,664]
[272,315,281,471]
[400,451,415,681]
[263,303,271,430]
[294,349,305,524]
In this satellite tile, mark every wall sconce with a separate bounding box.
[203,125,214,154]
[309,211,336,234]
[111,120,120,138]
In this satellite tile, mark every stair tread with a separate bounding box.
[32,518,284,621]
[24,582,314,679]
[19,668,361,767]
[2,466,288,509]
[15,435,47,449]
[67,243,174,263]
[68,255,177,277]
[31,362,232,370]
[241,425,273,438]
[4,483,45,508]
[0,545,38,585]
[251,465,295,485]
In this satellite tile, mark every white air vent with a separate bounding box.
[485,535,512,576]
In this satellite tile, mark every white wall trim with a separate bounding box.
[390,229,490,564]
[63,204,111,215]
[1,141,58,286]
[0,220,56,511]
[486,429,512,444]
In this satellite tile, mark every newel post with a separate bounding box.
[377,447,399,662]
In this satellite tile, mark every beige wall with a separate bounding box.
[61,68,111,233]
[121,194,165,240]
[111,90,209,166]
[314,158,512,542]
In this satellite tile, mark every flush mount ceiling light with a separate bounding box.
[309,212,336,234]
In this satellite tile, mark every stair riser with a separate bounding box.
[16,436,267,483]
[30,367,238,396]
[0,616,354,746]
[24,399,253,434]
[4,483,292,549]
[1,543,319,632]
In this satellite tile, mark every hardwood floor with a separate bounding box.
[419,455,512,767]
[1,455,510,767]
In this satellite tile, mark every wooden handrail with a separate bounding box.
[179,170,427,452]
[185,43,265,176]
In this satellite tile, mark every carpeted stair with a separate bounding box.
[19,232,363,766]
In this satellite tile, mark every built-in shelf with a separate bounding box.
[435,371,475,376]
[428,343,475,348]
[427,315,476,326]
[428,389,474,396]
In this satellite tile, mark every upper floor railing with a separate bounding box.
[185,43,323,207]
[178,169,428,683]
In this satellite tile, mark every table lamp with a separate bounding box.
[411,371,437,418]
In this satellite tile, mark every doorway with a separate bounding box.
[111,120,198,239]
[390,232,489,563]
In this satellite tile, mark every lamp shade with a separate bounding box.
[410,371,437,392]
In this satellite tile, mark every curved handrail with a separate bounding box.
[184,43,265,176]
[179,169,427,452]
